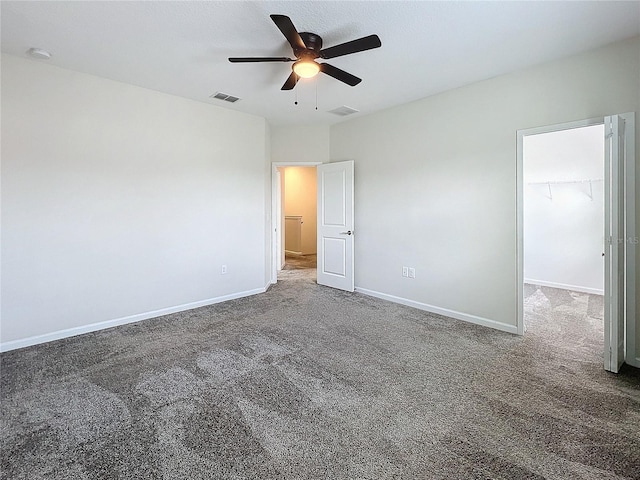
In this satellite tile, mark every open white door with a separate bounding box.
[603,115,625,373]
[317,161,354,292]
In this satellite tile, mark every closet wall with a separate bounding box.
[523,124,605,294]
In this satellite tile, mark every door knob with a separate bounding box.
[340,230,353,235]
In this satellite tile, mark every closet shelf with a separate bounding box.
[526,179,603,185]
[526,179,603,201]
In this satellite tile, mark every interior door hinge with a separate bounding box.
[605,118,614,138]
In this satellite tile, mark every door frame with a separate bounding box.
[271,162,322,284]
[516,114,636,369]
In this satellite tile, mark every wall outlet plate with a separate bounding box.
[408,267,415,278]
[221,265,227,274]
[402,266,408,277]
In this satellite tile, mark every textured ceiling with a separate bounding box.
[2,1,639,127]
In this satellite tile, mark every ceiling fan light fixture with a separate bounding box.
[293,60,320,79]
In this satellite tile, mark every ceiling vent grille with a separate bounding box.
[328,105,359,116]
[211,92,240,103]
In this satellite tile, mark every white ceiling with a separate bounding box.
[2,1,639,127]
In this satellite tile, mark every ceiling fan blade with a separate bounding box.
[320,34,381,59]
[270,14,307,52]
[319,63,361,86]
[229,57,294,63]
[281,72,300,90]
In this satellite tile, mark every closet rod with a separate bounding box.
[527,179,603,201]
[526,178,603,185]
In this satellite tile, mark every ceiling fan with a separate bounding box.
[229,14,382,90]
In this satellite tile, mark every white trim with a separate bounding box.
[516,131,525,335]
[0,287,267,353]
[620,112,636,368]
[516,117,604,137]
[355,287,518,335]
[272,168,282,279]
[524,279,604,296]
[284,249,303,255]
[272,162,324,167]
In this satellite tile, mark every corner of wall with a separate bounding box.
[264,120,273,286]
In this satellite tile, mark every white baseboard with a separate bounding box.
[284,249,302,255]
[524,278,603,296]
[0,286,268,353]
[354,287,518,335]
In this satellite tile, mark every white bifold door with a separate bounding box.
[317,161,354,292]
[603,114,633,373]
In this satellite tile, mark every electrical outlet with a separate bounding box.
[402,266,408,277]
[221,265,227,274]
[408,267,415,279]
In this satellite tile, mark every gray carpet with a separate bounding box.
[282,254,317,270]
[1,272,639,479]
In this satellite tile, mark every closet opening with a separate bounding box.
[516,113,636,373]
[523,124,605,357]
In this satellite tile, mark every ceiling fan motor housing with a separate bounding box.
[297,32,323,58]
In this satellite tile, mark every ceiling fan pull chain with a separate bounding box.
[294,87,298,106]
[315,79,318,111]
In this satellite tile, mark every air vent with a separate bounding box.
[328,105,359,116]
[210,92,240,103]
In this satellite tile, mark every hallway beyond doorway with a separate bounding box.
[283,253,317,270]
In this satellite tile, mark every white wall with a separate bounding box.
[330,37,640,339]
[524,125,605,294]
[1,54,270,348]
[271,124,329,164]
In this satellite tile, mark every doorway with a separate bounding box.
[271,162,322,282]
[271,160,356,292]
[516,114,636,373]
[522,124,606,367]
[281,166,318,271]
[523,125,604,296]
